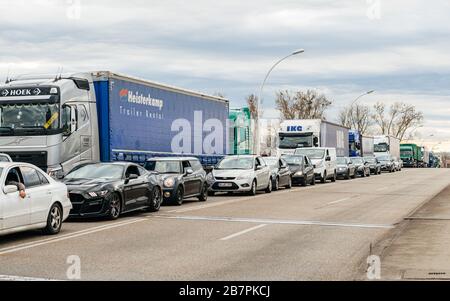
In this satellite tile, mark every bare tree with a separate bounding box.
[338,104,372,135]
[372,101,424,140]
[275,89,332,120]
[246,94,259,119]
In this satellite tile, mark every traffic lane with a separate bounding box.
[167,169,450,226]
[0,216,385,281]
[0,191,237,250]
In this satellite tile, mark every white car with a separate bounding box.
[0,153,12,162]
[295,147,337,183]
[207,155,272,195]
[0,162,72,236]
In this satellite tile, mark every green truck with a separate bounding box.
[229,107,252,155]
[400,144,423,168]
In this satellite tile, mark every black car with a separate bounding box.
[336,157,356,179]
[144,157,208,205]
[263,157,292,190]
[64,162,163,219]
[282,154,315,186]
[352,157,371,177]
[364,157,382,175]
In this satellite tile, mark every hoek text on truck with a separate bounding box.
[0,71,230,177]
[277,119,349,157]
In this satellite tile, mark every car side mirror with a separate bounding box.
[4,185,18,194]
[125,174,139,183]
[185,168,194,175]
[255,165,263,171]
[326,156,331,161]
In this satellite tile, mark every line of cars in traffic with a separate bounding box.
[0,148,402,238]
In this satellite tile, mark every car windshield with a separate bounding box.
[352,158,364,164]
[217,157,254,170]
[66,164,124,180]
[144,161,181,174]
[377,155,391,161]
[283,155,303,165]
[336,157,348,165]
[264,157,279,167]
[0,103,60,131]
[294,149,325,159]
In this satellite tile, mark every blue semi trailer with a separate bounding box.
[0,71,229,177]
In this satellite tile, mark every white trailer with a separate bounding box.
[374,135,400,159]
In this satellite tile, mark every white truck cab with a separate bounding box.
[295,147,337,183]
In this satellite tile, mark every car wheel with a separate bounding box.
[273,177,280,191]
[285,177,292,189]
[351,170,356,179]
[265,178,273,193]
[345,171,350,180]
[310,175,316,186]
[301,178,307,187]
[208,191,215,196]
[321,171,327,183]
[106,192,121,220]
[331,171,337,182]
[147,187,162,212]
[367,170,371,177]
[43,203,62,235]
[172,186,184,206]
[198,184,208,202]
[249,180,257,196]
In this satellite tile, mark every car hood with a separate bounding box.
[310,159,323,165]
[287,164,302,173]
[336,164,348,168]
[213,169,253,178]
[64,178,117,192]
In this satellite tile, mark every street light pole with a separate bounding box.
[255,49,305,155]
[348,90,374,132]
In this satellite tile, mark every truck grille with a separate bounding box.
[6,151,48,170]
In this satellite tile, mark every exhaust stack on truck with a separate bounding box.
[0,71,230,177]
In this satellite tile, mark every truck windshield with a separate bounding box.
[0,103,60,132]
[401,150,413,156]
[279,134,313,149]
[294,149,325,159]
[374,143,389,152]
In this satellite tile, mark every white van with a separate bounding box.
[294,147,337,183]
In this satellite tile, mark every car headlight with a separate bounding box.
[48,167,64,179]
[164,178,175,188]
[206,173,214,181]
[87,190,109,198]
[295,171,303,176]
[236,174,251,180]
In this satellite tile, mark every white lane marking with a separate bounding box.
[0,218,146,256]
[154,215,395,229]
[0,274,62,281]
[219,224,267,241]
[326,197,353,206]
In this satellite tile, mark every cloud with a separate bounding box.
[1,0,450,150]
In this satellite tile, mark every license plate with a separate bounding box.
[218,183,233,187]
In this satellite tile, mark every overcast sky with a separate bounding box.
[1,0,450,151]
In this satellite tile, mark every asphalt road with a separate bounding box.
[0,168,449,281]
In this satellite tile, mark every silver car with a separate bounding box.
[207,155,272,195]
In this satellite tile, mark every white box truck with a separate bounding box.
[374,135,400,159]
[277,119,349,157]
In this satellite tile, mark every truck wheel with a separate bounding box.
[146,187,162,212]
[321,172,327,183]
[265,178,273,193]
[42,203,62,235]
[198,184,208,202]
